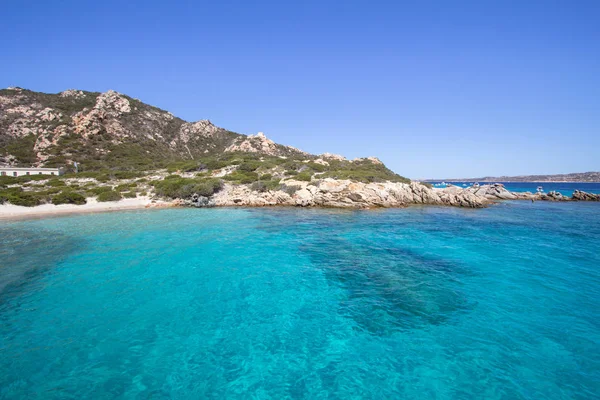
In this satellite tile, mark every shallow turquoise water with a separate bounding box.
[1,202,599,399]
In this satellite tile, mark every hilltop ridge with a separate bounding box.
[0,87,311,168]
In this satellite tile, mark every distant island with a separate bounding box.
[429,172,600,183]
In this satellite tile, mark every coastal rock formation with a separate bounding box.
[467,183,518,200]
[207,182,600,209]
[572,190,600,201]
[211,179,492,209]
[540,191,571,201]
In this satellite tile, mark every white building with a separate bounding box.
[0,167,64,177]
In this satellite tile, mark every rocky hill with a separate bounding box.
[0,87,310,170]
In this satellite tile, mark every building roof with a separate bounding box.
[0,167,61,171]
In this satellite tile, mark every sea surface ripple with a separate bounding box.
[0,202,599,399]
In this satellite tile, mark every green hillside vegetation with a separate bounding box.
[1,88,412,207]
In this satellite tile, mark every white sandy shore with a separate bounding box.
[0,197,176,221]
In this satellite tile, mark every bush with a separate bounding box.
[238,161,261,172]
[116,183,137,192]
[0,175,48,185]
[222,171,259,184]
[151,177,223,199]
[295,172,313,182]
[204,159,230,170]
[320,160,411,184]
[122,191,137,198]
[97,191,122,202]
[86,186,113,196]
[251,180,280,192]
[166,161,205,173]
[52,191,87,205]
[260,173,273,180]
[0,188,41,207]
[96,174,111,183]
[307,162,327,172]
[47,179,66,187]
[279,184,301,195]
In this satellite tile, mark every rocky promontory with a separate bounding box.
[187,181,600,209]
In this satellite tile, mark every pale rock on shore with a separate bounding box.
[201,181,600,209]
[208,179,491,209]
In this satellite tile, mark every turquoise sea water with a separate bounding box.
[430,181,600,197]
[1,203,599,399]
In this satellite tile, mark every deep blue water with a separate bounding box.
[1,203,599,399]
[430,181,600,196]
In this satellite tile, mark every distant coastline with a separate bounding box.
[426,171,600,183]
[432,180,597,184]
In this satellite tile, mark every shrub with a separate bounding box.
[43,187,62,195]
[96,174,111,183]
[52,191,87,205]
[238,161,261,172]
[122,191,137,198]
[222,171,259,184]
[295,172,313,182]
[279,184,301,195]
[0,175,48,185]
[47,179,66,187]
[0,188,41,207]
[251,180,280,192]
[307,162,327,172]
[167,161,205,173]
[320,160,411,184]
[97,190,122,202]
[151,177,223,199]
[116,183,137,192]
[260,173,273,180]
[204,159,230,170]
[86,186,113,196]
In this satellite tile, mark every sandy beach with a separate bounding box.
[0,197,176,221]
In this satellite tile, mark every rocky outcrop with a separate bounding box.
[320,153,347,161]
[225,132,307,157]
[572,190,600,201]
[209,179,493,209]
[203,181,600,209]
[464,183,517,200]
[540,191,571,201]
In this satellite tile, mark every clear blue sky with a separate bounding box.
[1,0,598,178]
